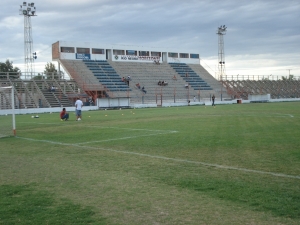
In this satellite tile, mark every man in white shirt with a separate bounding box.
[75,97,83,121]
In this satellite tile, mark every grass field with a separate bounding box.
[0,102,300,225]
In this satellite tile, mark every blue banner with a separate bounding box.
[76,53,91,60]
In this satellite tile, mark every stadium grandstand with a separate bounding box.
[52,41,222,107]
[1,40,299,112]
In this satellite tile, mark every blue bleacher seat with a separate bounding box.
[169,62,212,91]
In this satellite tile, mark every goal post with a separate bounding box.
[0,86,16,137]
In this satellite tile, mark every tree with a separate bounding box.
[281,75,295,81]
[0,59,21,79]
[31,73,45,80]
[44,62,63,80]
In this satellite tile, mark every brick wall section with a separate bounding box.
[52,41,59,60]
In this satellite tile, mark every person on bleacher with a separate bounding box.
[142,86,147,94]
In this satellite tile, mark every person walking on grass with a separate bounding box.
[75,97,83,121]
[212,94,216,106]
[60,108,69,121]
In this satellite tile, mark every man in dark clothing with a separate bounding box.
[212,95,216,106]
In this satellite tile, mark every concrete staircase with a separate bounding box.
[109,61,201,103]
[189,64,231,100]
[59,59,128,98]
[59,59,231,104]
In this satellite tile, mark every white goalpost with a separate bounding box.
[0,86,16,137]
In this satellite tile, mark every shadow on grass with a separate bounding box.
[166,176,300,219]
[0,184,107,225]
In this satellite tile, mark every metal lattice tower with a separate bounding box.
[217,25,227,80]
[19,2,37,76]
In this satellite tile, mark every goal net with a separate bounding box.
[0,86,16,137]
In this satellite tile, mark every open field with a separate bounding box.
[0,102,300,224]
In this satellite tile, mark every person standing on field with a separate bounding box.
[75,97,83,121]
[212,94,216,106]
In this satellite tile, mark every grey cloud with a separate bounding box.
[1,0,299,75]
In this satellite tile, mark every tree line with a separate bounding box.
[0,60,63,80]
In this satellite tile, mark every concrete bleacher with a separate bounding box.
[169,63,212,90]
[109,61,225,103]
[0,78,76,108]
[109,61,199,103]
[83,60,131,93]
[60,59,129,98]
[60,59,100,89]
[222,79,300,99]
[188,63,228,98]
[59,59,229,104]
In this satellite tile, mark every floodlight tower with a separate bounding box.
[19,2,37,76]
[217,25,227,80]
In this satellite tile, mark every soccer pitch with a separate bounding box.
[0,102,300,224]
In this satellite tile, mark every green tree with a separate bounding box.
[0,59,21,79]
[281,75,295,81]
[44,62,63,80]
[31,73,45,80]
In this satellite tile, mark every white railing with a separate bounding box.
[0,72,71,80]
[221,75,300,81]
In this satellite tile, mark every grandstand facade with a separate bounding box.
[52,41,223,107]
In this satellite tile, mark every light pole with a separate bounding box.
[287,69,292,78]
[217,25,227,100]
[217,25,227,81]
[19,2,37,77]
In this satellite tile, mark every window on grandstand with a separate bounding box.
[126,50,137,56]
[77,48,90,54]
[113,49,125,55]
[151,51,161,57]
[92,48,104,54]
[168,52,178,58]
[61,47,75,53]
[190,54,199,59]
[180,53,189,58]
[139,51,149,56]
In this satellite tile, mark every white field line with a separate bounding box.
[90,126,178,132]
[278,114,294,118]
[18,123,179,133]
[77,131,177,145]
[16,136,300,180]
[201,114,295,118]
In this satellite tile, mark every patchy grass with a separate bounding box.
[0,102,300,224]
[0,184,104,225]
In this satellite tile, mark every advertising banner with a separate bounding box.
[113,55,160,63]
[76,53,91,60]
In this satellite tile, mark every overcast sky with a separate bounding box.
[1,0,299,78]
